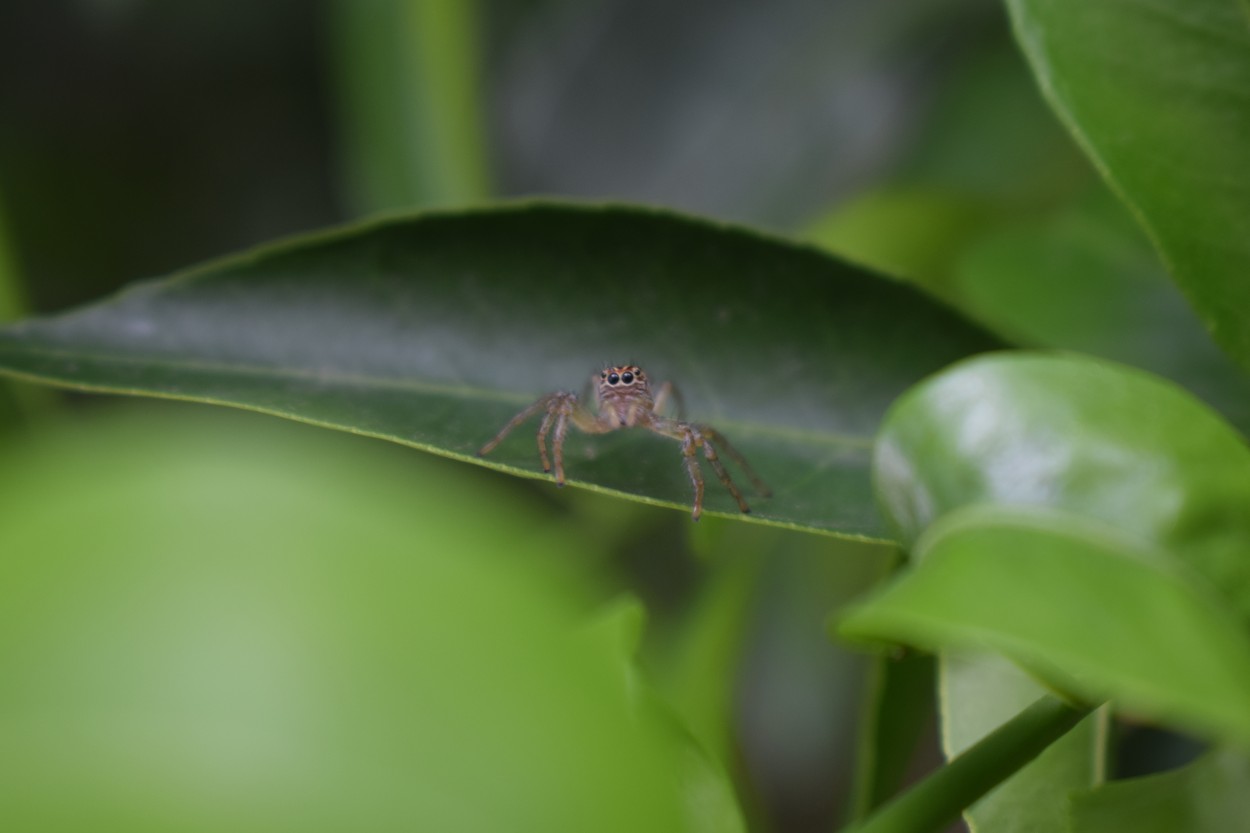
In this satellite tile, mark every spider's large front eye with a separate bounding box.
[607,372,620,385]
[621,371,634,384]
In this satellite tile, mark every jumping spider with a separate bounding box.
[478,364,770,520]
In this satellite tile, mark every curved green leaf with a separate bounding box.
[1071,747,1250,833]
[840,506,1250,744]
[873,352,1250,617]
[0,203,1002,537]
[1007,0,1250,371]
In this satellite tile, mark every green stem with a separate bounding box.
[841,694,1095,833]
[332,0,490,215]
[0,188,53,425]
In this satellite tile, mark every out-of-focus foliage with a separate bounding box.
[0,406,741,832]
[1007,0,1250,373]
[4,1,1250,831]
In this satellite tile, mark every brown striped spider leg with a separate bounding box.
[478,365,770,520]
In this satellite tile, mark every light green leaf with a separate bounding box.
[0,406,736,832]
[941,652,1106,833]
[873,352,1250,617]
[840,506,1250,745]
[0,204,1003,537]
[1071,747,1250,833]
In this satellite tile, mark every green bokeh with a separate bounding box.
[0,405,733,832]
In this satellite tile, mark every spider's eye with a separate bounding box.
[621,371,634,384]
[607,372,620,385]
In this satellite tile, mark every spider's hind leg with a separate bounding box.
[699,433,752,514]
[699,426,771,498]
[477,395,556,458]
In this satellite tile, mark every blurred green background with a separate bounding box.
[0,1,1215,831]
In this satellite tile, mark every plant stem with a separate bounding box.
[840,694,1096,833]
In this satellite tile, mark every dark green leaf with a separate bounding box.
[0,204,1002,537]
[1007,0,1250,371]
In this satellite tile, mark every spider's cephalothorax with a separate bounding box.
[596,365,653,426]
[478,364,770,520]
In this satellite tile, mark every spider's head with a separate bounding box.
[598,364,649,396]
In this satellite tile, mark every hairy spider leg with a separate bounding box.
[697,426,772,498]
[535,407,557,473]
[477,395,557,458]
[480,367,769,519]
[698,433,752,514]
[678,429,705,520]
[637,415,728,519]
[651,380,687,419]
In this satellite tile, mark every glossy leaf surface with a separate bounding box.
[873,353,1250,616]
[0,203,1001,537]
[1007,0,1250,371]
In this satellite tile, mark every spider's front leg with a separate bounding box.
[651,380,686,419]
[647,415,767,520]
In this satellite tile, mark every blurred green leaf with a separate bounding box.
[873,353,1250,617]
[331,0,489,212]
[0,204,1002,537]
[1007,0,1250,371]
[0,405,736,832]
[954,190,1250,430]
[1071,747,1250,833]
[840,506,1250,745]
[807,188,998,301]
[580,595,747,833]
[806,37,1090,302]
[648,530,760,771]
[941,652,1106,833]
[848,647,936,820]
